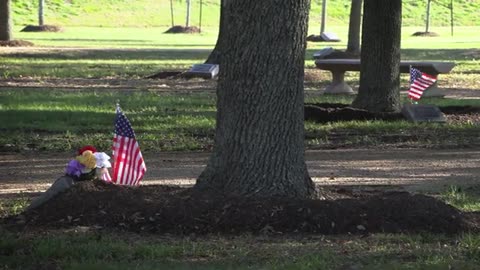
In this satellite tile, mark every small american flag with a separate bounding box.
[111,105,146,186]
[408,67,437,101]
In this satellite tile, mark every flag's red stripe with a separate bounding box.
[133,147,145,186]
[120,137,129,185]
[421,73,437,80]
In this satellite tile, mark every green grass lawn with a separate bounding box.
[1,26,480,152]
[1,23,480,270]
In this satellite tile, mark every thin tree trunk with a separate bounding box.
[186,0,191,27]
[0,0,12,41]
[352,0,402,113]
[195,0,315,198]
[39,0,45,26]
[320,0,327,33]
[346,0,362,55]
[425,0,431,33]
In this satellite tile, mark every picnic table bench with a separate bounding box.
[314,59,455,96]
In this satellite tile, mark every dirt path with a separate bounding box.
[1,148,479,198]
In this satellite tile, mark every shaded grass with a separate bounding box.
[1,26,478,79]
[1,229,480,270]
[1,89,480,152]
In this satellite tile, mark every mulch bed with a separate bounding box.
[20,25,63,32]
[412,31,439,37]
[0,40,34,47]
[164,25,201,34]
[2,180,479,235]
[305,103,480,124]
[2,104,480,235]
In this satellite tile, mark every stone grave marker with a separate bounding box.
[320,32,341,42]
[401,104,446,123]
[185,64,219,79]
[313,47,334,59]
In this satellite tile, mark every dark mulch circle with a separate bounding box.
[0,40,34,47]
[412,31,439,37]
[20,25,63,32]
[305,103,480,124]
[165,25,201,34]
[2,181,479,235]
[146,71,183,79]
[306,34,341,43]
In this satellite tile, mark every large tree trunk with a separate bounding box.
[0,0,12,41]
[346,0,362,55]
[352,0,402,113]
[194,0,315,198]
[204,0,225,64]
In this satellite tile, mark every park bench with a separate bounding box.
[314,59,455,96]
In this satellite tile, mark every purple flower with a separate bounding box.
[65,160,86,177]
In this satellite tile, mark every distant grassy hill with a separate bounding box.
[11,0,480,27]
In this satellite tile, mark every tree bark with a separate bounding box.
[425,0,431,33]
[352,0,402,113]
[346,0,362,55]
[204,0,226,64]
[39,0,45,26]
[0,0,12,41]
[195,0,315,198]
[186,0,191,27]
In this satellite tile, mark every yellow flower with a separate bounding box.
[76,150,97,169]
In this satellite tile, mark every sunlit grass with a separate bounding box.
[442,186,480,212]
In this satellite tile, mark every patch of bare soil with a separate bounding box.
[0,40,34,47]
[165,25,201,34]
[2,180,478,235]
[20,25,63,32]
[146,71,184,79]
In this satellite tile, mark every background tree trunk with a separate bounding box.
[352,0,402,113]
[186,0,191,27]
[425,0,431,33]
[39,0,45,26]
[346,0,362,55]
[0,0,12,41]
[204,0,225,64]
[195,0,315,198]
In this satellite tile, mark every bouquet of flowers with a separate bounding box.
[65,145,112,181]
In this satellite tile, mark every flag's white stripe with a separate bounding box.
[420,75,437,82]
[120,136,131,185]
[408,93,421,100]
[411,85,427,92]
[413,80,430,89]
[131,146,140,185]
[133,146,145,185]
[408,92,421,98]
[115,136,124,185]
[417,79,434,87]
[121,137,133,185]
[409,88,424,95]
[126,139,136,185]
